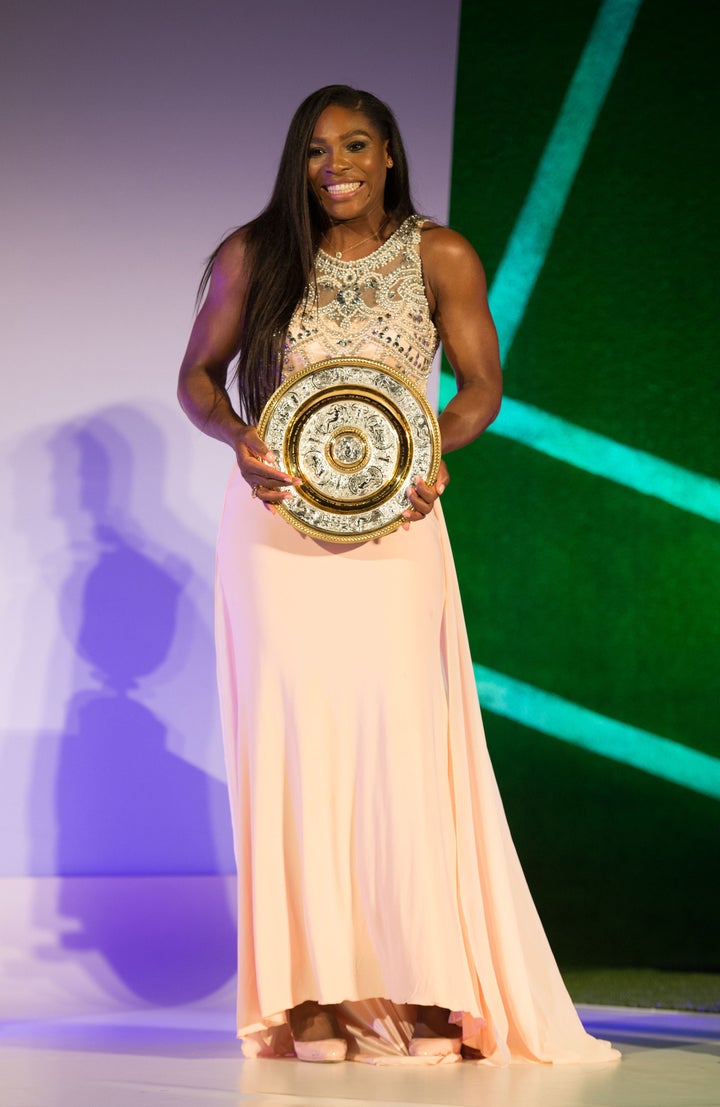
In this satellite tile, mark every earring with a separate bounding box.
[387,157,394,168]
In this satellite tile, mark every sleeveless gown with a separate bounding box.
[215,216,619,1065]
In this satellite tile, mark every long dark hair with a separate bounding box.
[199,85,416,424]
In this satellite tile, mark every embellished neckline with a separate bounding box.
[317,215,421,271]
[284,211,438,381]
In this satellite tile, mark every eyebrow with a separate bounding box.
[309,129,373,144]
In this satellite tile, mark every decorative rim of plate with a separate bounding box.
[257,357,442,543]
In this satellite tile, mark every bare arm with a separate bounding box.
[177,234,298,501]
[422,225,502,454]
[402,225,502,525]
[178,233,249,445]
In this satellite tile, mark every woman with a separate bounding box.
[178,85,618,1067]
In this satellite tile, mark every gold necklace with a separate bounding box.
[322,229,382,260]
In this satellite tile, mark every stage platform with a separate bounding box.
[2,1003,718,1106]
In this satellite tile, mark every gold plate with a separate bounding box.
[257,358,441,543]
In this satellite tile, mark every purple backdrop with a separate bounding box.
[0,0,460,1015]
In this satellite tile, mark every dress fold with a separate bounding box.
[215,480,619,1064]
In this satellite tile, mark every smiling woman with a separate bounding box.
[306,108,394,248]
[177,84,618,1067]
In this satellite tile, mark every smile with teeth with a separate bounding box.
[324,181,363,196]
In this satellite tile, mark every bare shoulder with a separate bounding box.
[419,221,484,271]
[213,227,251,282]
[418,221,486,291]
[198,228,253,315]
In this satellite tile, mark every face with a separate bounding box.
[307,105,393,224]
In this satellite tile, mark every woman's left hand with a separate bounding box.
[401,459,450,528]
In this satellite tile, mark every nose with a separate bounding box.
[325,145,349,175]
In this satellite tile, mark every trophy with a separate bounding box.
[257,358,441,543]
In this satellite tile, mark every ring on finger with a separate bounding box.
[251,484,260,498]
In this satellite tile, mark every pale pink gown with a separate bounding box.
[215,217,619,1065]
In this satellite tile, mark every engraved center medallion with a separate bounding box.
[326,426,369,473]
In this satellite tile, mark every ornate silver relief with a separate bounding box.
[257,358,441,543]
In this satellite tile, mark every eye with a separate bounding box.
[347,141,367,152]
[308,146,324,159]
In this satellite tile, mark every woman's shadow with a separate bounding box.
[30,406,237,1004]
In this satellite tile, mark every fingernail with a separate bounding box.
[437,483,446,494]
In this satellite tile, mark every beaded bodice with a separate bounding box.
[283,215,438,393]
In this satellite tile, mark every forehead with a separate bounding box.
[311,104,379,140]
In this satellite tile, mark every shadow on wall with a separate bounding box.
[26,406,236,1003]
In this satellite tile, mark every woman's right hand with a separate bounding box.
[235,425,301,509]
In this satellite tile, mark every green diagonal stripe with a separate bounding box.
[489,0,643,356]
[440,374,720,524]
[475,664,720,801]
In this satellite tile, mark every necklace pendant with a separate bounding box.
[335,251,343,259]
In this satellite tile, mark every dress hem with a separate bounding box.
[235,992,620,1067]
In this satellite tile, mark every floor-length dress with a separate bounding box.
[215,216,620,1065]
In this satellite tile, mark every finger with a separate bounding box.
[241,452,300,486]
[411,478,438,505]
[238,448,296,481]
[405,486,433,515]
[237,431,298,486]
[245,464,299,489]
[253,484,295,503]
[400,506,425,531]
[240,426,274,460]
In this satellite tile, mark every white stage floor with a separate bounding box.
[2,1005,718,1107]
